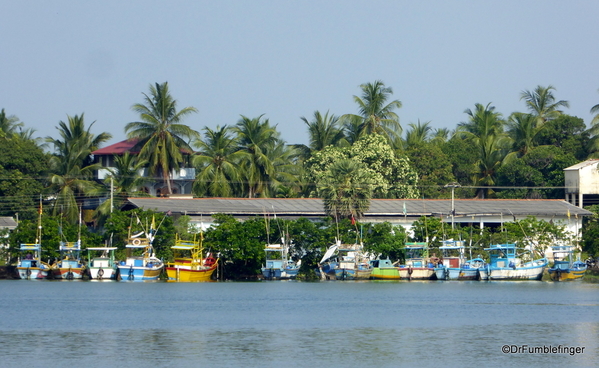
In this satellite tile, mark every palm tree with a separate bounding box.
[458,103,510,198]
[404,120,433,149]
[234,115,279,198]
[520,85,569,124]
[295,110,345,159]
[0,108,24,138]
[342,80,402,142]
[125,82,199,195]
[46,114,112,222]
[591,89,599,126]
[506,112,543,156]
[318,159,372,221]
[193,125,243,197]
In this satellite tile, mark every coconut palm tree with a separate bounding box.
[234,115,279,198]
[193,125,243,197]
[294,110,345,160]
[520,85,569,124]
[46,114,111,222]
[458,103,510,198]
[341,80,402,142]
[591,89,599,126]
[125,82,199,195]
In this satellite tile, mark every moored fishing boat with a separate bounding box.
[16,200,51,280]
[484,243,547,280]
[166,234,218,282]
[370,259,401,280]
[52,240,86,279]
[87,247,118,280]
[434,240,466,280]
[548,245,587,281]
[261,239,301,280]
[315,241,340,280]
[16,244,51,280]
[333,241,372,280]
[398,242,436,280]
[117,216,164,281]
[458,258,488,280]
[117,238,163,281]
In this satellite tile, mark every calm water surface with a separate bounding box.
[1,280,598,367]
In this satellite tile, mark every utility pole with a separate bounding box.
[445,182,461,229]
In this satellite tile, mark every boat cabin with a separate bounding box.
[438,240,465,268]
[484,243,519,268]
[19,244,42,268]
[404,242,430,267]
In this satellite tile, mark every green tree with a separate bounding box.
[405,142,456,199]
[295,110,345,159]
[0,138,49,220]
[507,112,542,156]
[234,115,280,198]
[193,125,243,197]
[581,204,599,258]
[126,82,199,195]
[520,85,569,124]
[342,80,402,141]
[458,103,510,198]
[318,159,373,220]
[0,108,24,138]
[404,120,433,149]
[535,115,589,160]
[46,114,111,222]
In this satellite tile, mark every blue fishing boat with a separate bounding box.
[459,257,488,280]
[484,243,547,280]
[548,245,587,281]
[261,238,301,280]
[434,240,466,280]
[117,216,164,281]
[16,244,51,279]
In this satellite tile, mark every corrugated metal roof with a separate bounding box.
[0,216,17,229]
[124,197,591,218]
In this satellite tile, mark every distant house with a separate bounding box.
[92,139,196,197]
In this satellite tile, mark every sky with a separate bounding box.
[2,0,599,148]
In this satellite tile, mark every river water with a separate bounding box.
[0,280,597,367]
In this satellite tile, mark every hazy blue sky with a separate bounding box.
[2,0,598,147]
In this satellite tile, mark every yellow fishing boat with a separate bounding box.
[165,233,218,282]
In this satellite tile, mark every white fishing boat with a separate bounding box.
[398,242,435,280]
[484,243,547,280]
[87,247,118,280]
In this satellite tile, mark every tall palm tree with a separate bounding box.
[590,89,599,126]
[342,80,402,142]
[295,110,345,159]
[520,85,569,124]
[46,114,111,222]
[234,115,279,198]
[125,82,199,195]
[458,103,510,198]
[193,125,243,197]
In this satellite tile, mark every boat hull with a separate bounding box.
[52,267,85,280]
[166,264,217,282]
[16,267,49,280]
[334,268,372,280]
[88,267,116,280]
[261,267,299,280]
[548,266,587,281]
[435,267,461,280]
[398,267,435,280]
[117,265,163,281]
[488,260,547,280]
[370,267,401,280]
